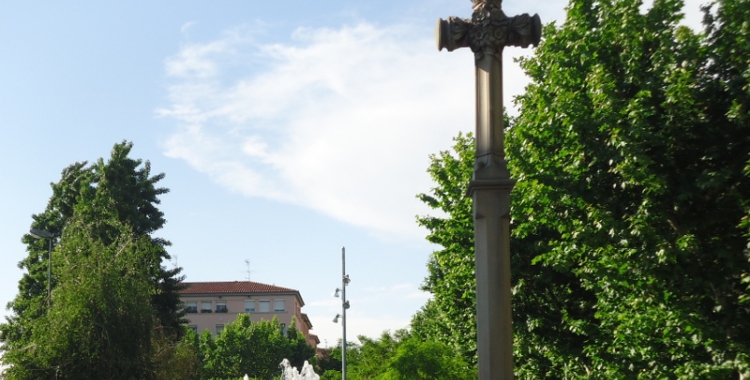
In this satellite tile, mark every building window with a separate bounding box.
[188,325,198,334]
[216,301,228,313]
[201,301,212,313]
[259,300,270,313]
[244,300,255,313]
[185,301,198,313]
[274,299,285,312]
[216,324,224,335]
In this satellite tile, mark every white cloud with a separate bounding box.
[164,40,231,79]
[241,135,271,159]
[181,21,198,34]
[158,22,486,240]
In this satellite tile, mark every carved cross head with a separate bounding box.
[436,0,541,59]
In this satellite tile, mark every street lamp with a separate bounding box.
[29,228,54,306]
[332,247,351,380]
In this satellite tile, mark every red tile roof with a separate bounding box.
[179,281,298,295]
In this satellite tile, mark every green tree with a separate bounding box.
[1,142,186,379]
[319,371,342,380]
[415,0,750,377]
[198,314,314,380]
[324,331,474,380]
[384,338,475,380]
[315,343,343,376]
[348,331,404,379]
[412,133,593,377]
[153,327,201,380]
[509,0,750,375]
[3,202,157,378]
[412,132,477,362]
[285,318,316,371]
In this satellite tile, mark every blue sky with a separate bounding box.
[0,1,705,348]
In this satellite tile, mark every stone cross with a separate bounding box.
[436,2,541,379]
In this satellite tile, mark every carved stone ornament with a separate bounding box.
[436,0,542,59]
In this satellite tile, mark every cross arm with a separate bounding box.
[437,4,542,57]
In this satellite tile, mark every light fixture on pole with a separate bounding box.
[29,228,54,306]
[332,247,350,380]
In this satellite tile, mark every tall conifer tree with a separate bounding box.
[1,142,185,379]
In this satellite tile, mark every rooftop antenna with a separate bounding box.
[244,259,253,282]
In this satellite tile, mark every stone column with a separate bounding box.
[436,2,541,378]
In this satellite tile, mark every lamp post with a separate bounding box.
[332,247,350,380]
[30,228,54,306]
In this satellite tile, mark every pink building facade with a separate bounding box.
[179,281,318,348]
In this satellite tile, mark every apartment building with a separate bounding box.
[179,281,318,348]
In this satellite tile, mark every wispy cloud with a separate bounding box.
[180,21,198,35]
[158,22,485,240]
[164,40,230,79]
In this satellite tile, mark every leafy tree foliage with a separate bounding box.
[2,188,163,378]
[315,343,343,376]
[319,370,342,380]
[22,220,155,378]
[385,338,475,380]
[414,0,750,377]
[317,340,360,378]
[284,320,317,371]
[0,142,186,379]
[153,327,201,380]
[197,314,315,380]
[349,332,402,379]
[319,331,474,380]
[510,0,750,375]
[412,133,477,362]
